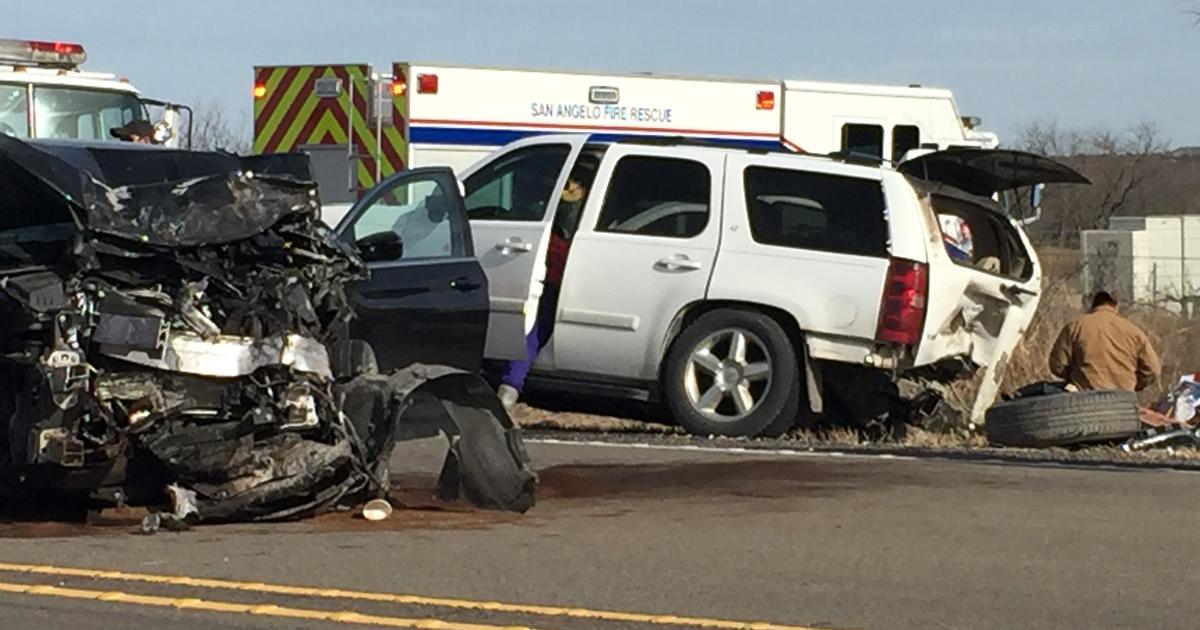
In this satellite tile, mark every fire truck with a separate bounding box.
[0,38,190,148]
[252,62,997,221]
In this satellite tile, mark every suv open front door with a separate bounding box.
[460,135,589,360]
[335,167,488,373]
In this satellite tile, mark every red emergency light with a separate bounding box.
[417,73,438,95]
[0,38,87,68]
[253,83,267,99]
[756,90,775,111]
[29,41,84,55]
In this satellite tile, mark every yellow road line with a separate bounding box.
[0,562,819,630]
[0,579,536,629]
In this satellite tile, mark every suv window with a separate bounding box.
[350,175,466,260]
[464,144,571,221]
[934,195,1033,281]
[0,83,29,138]
[743,166,888,258]
[841,123,883,159]
[892,125,921,160]
[596,156,710,238]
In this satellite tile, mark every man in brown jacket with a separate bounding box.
[1049,291,1161,391]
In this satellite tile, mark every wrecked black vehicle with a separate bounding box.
[0,135,534,523]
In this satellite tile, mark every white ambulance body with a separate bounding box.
[401,64,783,175]
[273,62,995,225]
[0,39,188,147]
[398,65,996,172]
[779,80,999,160]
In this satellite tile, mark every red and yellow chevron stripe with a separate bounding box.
[253,64,408,195]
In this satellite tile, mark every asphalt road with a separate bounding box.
[0,438,1197,630]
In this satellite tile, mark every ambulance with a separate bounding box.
[251,62,997,223]
[0,38,190,148]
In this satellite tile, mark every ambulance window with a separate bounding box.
[464,144,571,221]
[841,124,883,159]
[0,84,29,138]
[892,125,920,160]
[743,166,888,258]
[596,156,710,239]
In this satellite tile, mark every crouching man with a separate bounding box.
[1049,291,1161,392]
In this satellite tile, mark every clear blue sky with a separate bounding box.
[7,0,1200,146]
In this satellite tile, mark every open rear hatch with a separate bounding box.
[898,147,1089,197]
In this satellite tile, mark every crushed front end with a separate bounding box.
[0,137,533,521]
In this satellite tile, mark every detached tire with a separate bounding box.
[985,390,1141,447]
[663,309,801,438]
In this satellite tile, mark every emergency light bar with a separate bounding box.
[0,38,87,68]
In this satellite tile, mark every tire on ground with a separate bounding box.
[662,309,801,438]
[984,390,1142,448]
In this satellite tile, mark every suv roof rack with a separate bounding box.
[608,135,793,153]
[824,150,887,167]
[601,136,893,168]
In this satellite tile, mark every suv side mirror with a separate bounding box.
[355,231,404,263]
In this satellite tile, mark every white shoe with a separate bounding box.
[497,384,519,412]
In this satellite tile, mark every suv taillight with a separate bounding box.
[876,259,928,347]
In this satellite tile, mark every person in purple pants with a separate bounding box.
[497,167,594,411]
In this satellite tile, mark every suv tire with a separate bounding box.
[985,390,1141,447]
[663,309,801,437]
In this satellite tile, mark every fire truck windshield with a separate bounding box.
[28,85,145,141]
[0,83,29,137]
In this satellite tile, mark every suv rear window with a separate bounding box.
[743,166,888,258]
[596,156,710,238]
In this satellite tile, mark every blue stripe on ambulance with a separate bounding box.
[409,125,783,150]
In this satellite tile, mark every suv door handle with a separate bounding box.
[1001,283,1039,297]
[451,277,482,292]
[495,238,533,254]
[655,255,703,272]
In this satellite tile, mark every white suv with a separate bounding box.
[461,135,1086,437]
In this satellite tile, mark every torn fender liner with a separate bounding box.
[342,365,536,513]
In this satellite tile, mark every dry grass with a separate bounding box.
[511,403,682,434]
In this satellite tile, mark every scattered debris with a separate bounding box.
[1122,374,1200,452]
[361,498,393,521]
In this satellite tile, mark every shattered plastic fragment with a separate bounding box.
[361,498,393,521]
[167,484,201,522]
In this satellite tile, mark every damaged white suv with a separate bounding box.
[464,136,1087,437]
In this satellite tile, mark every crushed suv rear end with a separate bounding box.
[892,149,1088,424]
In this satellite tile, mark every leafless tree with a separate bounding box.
[1015,118,1172,246]
[183,100,251,154]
